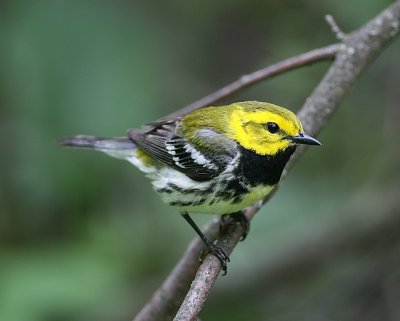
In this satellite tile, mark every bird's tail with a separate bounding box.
[58,135,137,159]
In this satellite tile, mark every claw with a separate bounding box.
[221,212,250,241]
[201,242,230,275]
[182,212,230,275]
[208,242,230,275]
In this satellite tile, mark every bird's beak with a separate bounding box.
[290,133,322,146]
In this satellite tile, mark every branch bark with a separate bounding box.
[134,2,400,321]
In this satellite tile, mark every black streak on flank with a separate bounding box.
[156,187,174,194]
[166,182,216,196]
[169,198,207,207]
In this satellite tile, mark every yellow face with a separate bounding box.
[228,103,303,156]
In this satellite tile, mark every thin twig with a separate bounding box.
[174,2,400,320]
[167,44,340,119]
[325,14,346,40]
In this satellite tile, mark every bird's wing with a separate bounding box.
[127,121,237,181]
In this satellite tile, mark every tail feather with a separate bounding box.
[58,135,137,159]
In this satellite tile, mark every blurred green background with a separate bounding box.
[1,1,399,320]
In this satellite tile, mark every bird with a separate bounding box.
[59,101,321,273]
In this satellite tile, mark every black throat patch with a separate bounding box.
[238,146,296,187]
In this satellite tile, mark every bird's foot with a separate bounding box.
[221,212,250,241]
[200,240,230,275]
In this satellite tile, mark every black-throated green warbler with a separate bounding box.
[59,101,321,271]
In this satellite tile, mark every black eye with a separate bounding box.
[266,122,279,133]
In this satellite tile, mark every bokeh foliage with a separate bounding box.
[0,1,399,320]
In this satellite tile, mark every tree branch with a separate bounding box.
[167,44,340,119]
[134,2,400,321]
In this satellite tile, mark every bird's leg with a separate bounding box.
[221,211,250,241]
[181,212,230,275]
